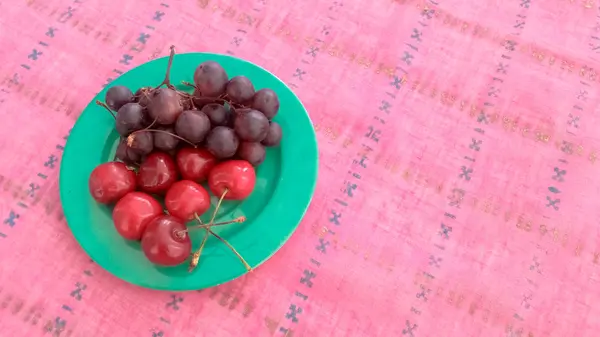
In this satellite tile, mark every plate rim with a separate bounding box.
[59,52,319,291]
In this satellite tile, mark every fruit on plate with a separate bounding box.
[88,162,136,204]
[176,147,217,183]
[141,215,192,266]
[113,192,163,240]
[88,45,278,270]
[208,160,256,201]
[137,152,179,194]
[165,180,211,221]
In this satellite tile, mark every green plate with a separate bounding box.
[59,53,318,291]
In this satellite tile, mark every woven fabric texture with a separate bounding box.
[0,0,598,336]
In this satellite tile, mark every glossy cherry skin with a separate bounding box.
[88,162,136,204]
[141,215,191,266]
[112,192,163,240]
[137,152,178,194]
[176,148,217,183]
[208,160,256,200]
[165,180,211,221]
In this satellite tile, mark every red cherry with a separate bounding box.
[88,161,136,204]
[208,160,256,200]
[176,148,217,183]
[141,215,191,266]
[165,180,211,221]
[137,152,178,194]
[112,192,163,240]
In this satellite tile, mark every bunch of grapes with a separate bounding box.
[99,46,283,168]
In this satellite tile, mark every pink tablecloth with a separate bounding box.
[1,0,599,336]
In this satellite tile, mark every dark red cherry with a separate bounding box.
[165,180,211,221]
[208,160,256,200]
[88,162,136,204]
[137,152,178,194]
[141,215,192,266]
[112,192,163,240]
[176,148,217,183]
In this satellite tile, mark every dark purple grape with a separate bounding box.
[234,109,269,142]
[135,87,152,107]
[205,126,239,159]
[228,107,249,128]
[175,110,211,143]
[106,85,133,111]
[127,131,153,155]
[115,103,145,136]
[237,142,266,166]
[226,76,255,104]
[127,147,142,163]
[262,122,282,147]
[201,103,229,126]
[115,139,142,164]
[193,61,228,97]
[154,127,180,151]
[115,139,129,162]
[251,88,279,120]
[147,88,183,125]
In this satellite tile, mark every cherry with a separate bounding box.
[208,160,256,200]
[165,180,211,221]
[176,148,217,183]
[88,162,136,204]
[141,215,191,266]
[137,152,178,194]
[113,192,163,240]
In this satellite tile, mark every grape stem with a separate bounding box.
[95,100,116,119]
[128,129,197,148]
[155,45,176,89]
[180,81,249,109]
[181,81,196,89]
[134,87,151,100]
[145,117,159,130]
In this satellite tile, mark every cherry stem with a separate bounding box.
[188,190,252,272]
[204,189,251,271]
[177,216,245,237]
[155,45,176,89]
[128,129,196,148]
[95,100,115,119]
[197,216,246,228]
[210,189,228,224]
[209,229,252,271]
[185,216,246,231]
[188,228,209,272]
